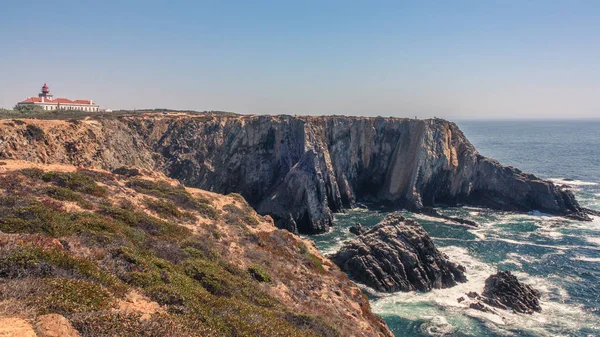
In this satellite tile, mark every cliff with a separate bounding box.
[0,160,391,336]
[0,114,590,234]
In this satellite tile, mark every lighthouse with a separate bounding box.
[17,83,101,112]
[38,83,54,101]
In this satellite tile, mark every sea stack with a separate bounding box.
[331,213,467,292]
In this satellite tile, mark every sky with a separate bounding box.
[1,0,599,119]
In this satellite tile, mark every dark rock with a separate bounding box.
[349,223,366,236]
[482,271,541,314]
[469,301,496,313]
[419,207,479,227]
[583,208,600,217]
[457,297,465,303]
[331,213,467,292]
[466,291,479,299]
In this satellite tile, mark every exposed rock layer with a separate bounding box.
[331,214,467,292]
[0,115,590,234]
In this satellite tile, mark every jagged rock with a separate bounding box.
[349,223,366,236]
[466,291,479,299]
[482,271,541,314]
[420,207,479,227]
[469,301,496,313]
[0,116,590,233]
[331,214,467,292]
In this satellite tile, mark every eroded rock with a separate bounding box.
[331,213,467,292]
[482,271,541,314]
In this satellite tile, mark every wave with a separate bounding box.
[370,246,600,337]
[548,178,599,186]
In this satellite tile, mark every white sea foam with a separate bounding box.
[370,245,600,337]
[585,237,600,246]
[572,256,600,262]
[548,178,599,186]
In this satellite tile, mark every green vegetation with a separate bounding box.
[45,186,94,209]
[247,265,272,283]
[223,203,260,227]
[0,169,338,336]
[41,171,109,197]
[143,197,183,218]
[38,278,114,314]
[299,243,326,274]
[13,104,45,114]
[127,179,218,219]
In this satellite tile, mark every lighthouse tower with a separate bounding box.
[38,83,54,101]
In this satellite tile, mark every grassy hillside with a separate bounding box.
[0,161,390,337]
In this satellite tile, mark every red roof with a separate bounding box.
[20,97,95,105]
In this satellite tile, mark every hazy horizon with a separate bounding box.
[1,1,599,119]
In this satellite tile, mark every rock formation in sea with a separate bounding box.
[458,271,541,315]
[331,213,467,292]
[349,223,366,235]
[482,271,541,314]
[0,114,592,234]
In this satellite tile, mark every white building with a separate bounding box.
[17,84,100,112]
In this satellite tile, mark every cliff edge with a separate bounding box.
[0,114,590,234]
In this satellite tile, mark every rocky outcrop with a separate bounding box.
[420,206,479,227]
[349,223,366,235]
[331,214,467,292]
[0,115,591,234]
[459,271,541,315]
[482,271,541,314]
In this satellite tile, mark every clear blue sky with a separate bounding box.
[1,0,599,119]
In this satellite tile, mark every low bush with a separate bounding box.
[41,172,108,197]
[143,198,182,219]
[247,265,271,283]
[45,186,94,209]
[36,278,114,314]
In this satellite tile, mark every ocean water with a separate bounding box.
[311,120,600,337]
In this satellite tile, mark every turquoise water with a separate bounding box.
[311,120,600,337]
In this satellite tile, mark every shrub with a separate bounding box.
[143,198,182,219]
[18,168,44,179]
[298,243,325,274]
[23,124,45,141]
[126,179,216,218]
[45,186,94,209]
[98,206,190,240]
[247,265,271,283]
[36,278,114,314]
[223,204,260,227]
[183,260,235,297]
[70,312,196,337]
[41,172,108,197]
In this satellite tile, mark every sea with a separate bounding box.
[310,120,600,337]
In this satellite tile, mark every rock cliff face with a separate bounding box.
[331,214,467,292]
[0,114,589,234]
